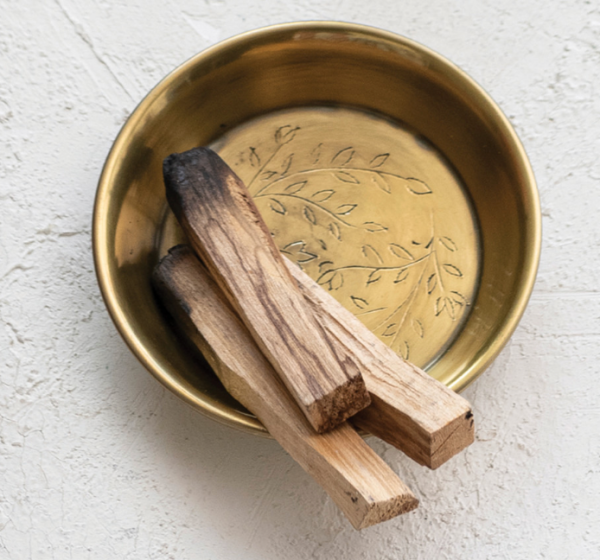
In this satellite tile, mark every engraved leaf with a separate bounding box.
[329,222,341,240]
[303,206,317,225]
[443,263,463,277]
[369,153,389,168]
[281,240,303,253]
[389,243,414,260]
[362,244,383,264]
[317,269,335,285]
[435,296,446,316]
[275,125,299,145]
[401,341,410,361]
[427,273,438,294]
[382,323,397,337]
[281,241,317,264]
[367,269,382,285]
[404,177,432,195]
[249,147,261,167]
[311,189,335,202]
[336,204,357,215]
[331,147,355,166]
[331,272,344,290]
[402,177,433,194]
[269,198,286,215]
[451,290,468,306]
[284,180,307,194]
[317,238,327,250]
[334,171,360,184]
[317,269,344,291]
[439,236,457,252]
[311,143,322,164]
[350,296,369,310]
[411,318,424,338]
[363,222,388,232]
[394,269,409,284]
[298,252,318,264]
[261,170,278,181]
[281,153,294,175]
[371,174,391,194]
[319,260,333,271]
[425,237,434,249]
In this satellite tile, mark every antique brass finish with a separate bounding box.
[94,22,541,436]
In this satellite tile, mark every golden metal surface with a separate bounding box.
[93,22,541,436]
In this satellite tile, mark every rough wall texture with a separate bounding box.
[1,0,598,558]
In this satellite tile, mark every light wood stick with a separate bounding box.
[163,147,370,433]
[153,246,418,529]
[284,260,475,469]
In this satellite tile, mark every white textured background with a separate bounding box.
[1,1,599,558]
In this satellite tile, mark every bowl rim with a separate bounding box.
[93,20,541,431]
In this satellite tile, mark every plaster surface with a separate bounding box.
[1,1,599,558]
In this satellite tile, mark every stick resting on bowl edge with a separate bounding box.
[153,246,418,530]
[163,147,371,434]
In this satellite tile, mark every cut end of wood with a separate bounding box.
[308,376,371,433]
[354,397,475,469]
[428,408,475,470]
[355,493,419,530]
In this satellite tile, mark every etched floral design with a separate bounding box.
[243,125,470,360]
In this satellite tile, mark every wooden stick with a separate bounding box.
[285,260,475,469]
[163,147,370,433]
[153,246,418,529]
[164,148,474,466]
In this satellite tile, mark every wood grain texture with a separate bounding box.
[285,260,475,469]
[163,147,370,433]
[153,246,418,530]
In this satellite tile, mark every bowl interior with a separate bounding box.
[94,23,540,435]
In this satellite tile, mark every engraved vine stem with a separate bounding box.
[254,191,357,228]
[254,166,428,197]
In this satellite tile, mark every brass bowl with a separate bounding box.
[93,22,541,436]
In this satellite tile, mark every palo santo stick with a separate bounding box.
[285,260,475,469]
[163,147,370,433]
[153,246,418,529]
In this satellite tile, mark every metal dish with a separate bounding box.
[93,22,541,435]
